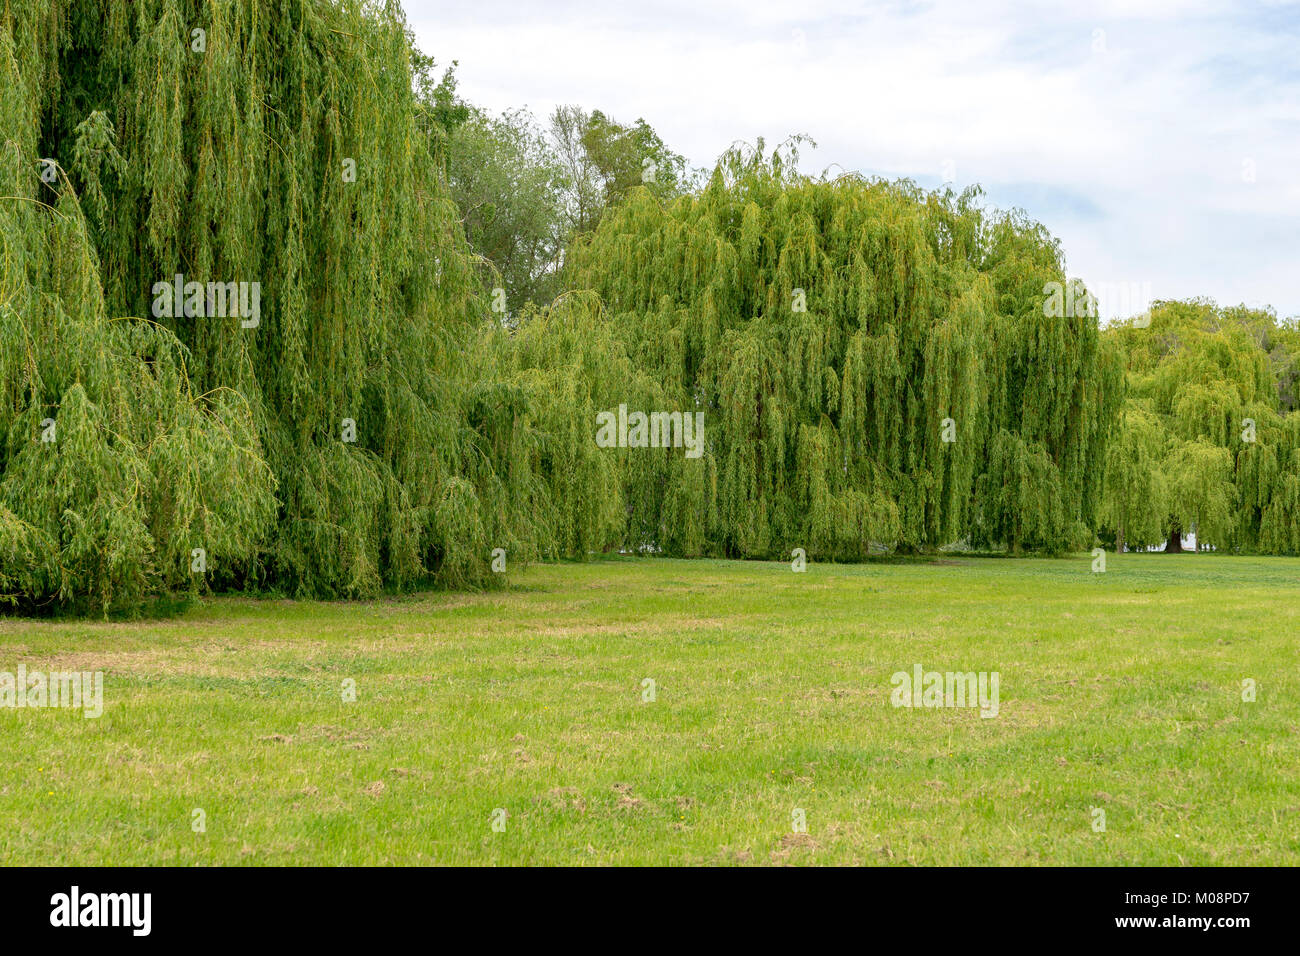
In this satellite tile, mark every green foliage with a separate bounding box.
[2,0,538,609]
[558,139,1118,557]
[549,104,693,240]
[16,0,1286,616]
[578,109,692,212]
[447,107,568,310]
[1100,407,1169,550]
[444,103,695,313]
[1103,299,1300,552]
[0,13,275,611]
[498,292,637,556]
[410,54,471,150]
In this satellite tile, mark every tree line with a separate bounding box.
[1,1,1297,613]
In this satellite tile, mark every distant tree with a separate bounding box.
[549,105,692,240]
[443,102,693,310]
[410,53,471,148]
[549,105,606,241]
[1100,407,1169,552]
[446,107,567,310]
[1104,300,1300,553]
[579,110,691,209]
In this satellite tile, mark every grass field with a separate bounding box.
[2,553,1297,865]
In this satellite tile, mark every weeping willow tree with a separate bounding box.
[1102,299,1300,553]
[969,229,1124,552]
[0,12,276,612]
[495,291,652,556]
[561,140,1119,558]
[2,0,539,608]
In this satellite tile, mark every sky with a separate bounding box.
[407,0,1300,321]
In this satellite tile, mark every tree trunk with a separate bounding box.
[1165,519,1184,553]
[1116,525,1125,554]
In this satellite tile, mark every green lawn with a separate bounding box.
[1,553,1297,865]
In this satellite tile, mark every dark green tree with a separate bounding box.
[2,0,545,609]
[1104,300,1300,553]
[557,139,1119,558]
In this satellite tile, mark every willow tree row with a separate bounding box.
[6,0,1244,616]
[530,141,1124,560]
[1101,300,1300,553]
[2,0,543,611]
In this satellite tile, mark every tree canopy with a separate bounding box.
[553,140,1122,559]
[4,0,1291,616]
[1102,300,1300,553]
[444,100,694,313]
[2,0,540,610]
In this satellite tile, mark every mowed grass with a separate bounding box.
[1,553,1298,866]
